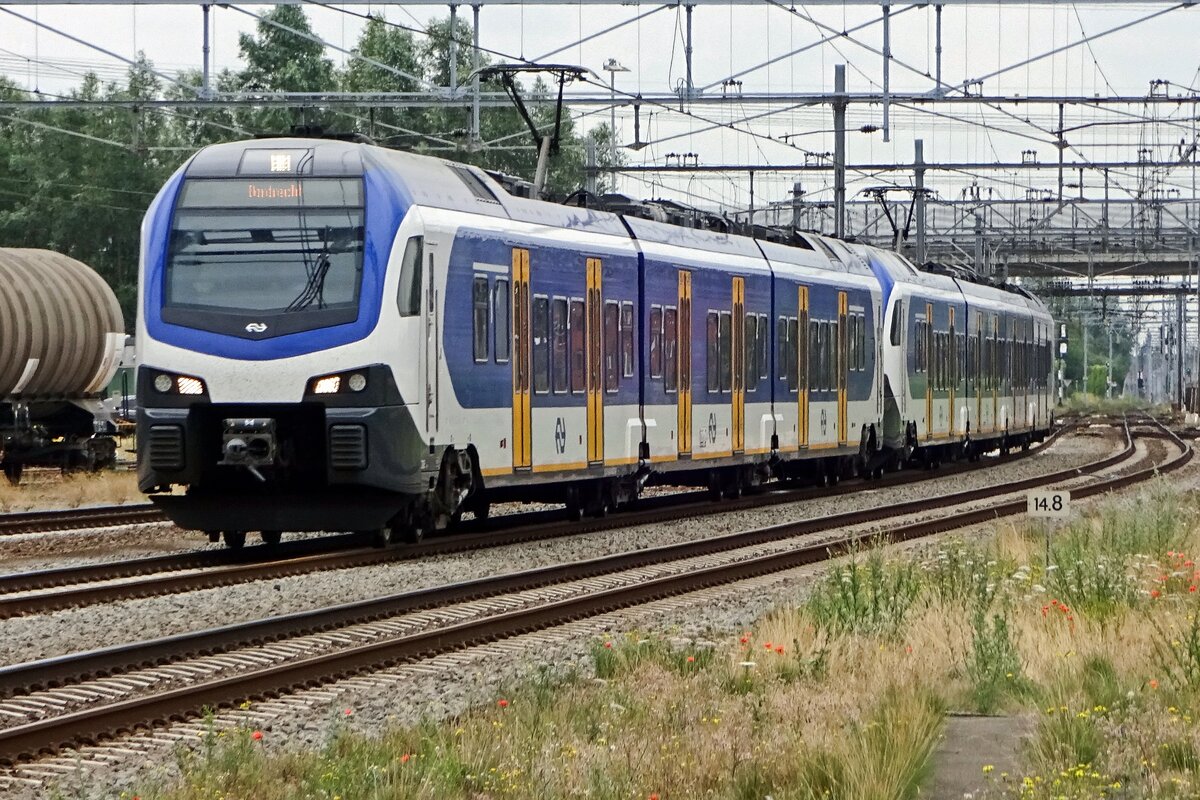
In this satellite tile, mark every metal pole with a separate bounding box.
[585,134,597,194]
[792,180,803,229]
[201,4,211,99]
[934,5,943,92]
[914,138,926,263]
[1178,293,1185,408]
[472,4,481,145]
[748,170,755,226]
[1056,103,1065,203]
[973,213,984,274]
[610,73,618,169]
[1083,255,1092,393]
[882,3,891,142]
[685,5,694,100]
[449,4,458,95]
[833,64,847,238]
[1107,328,1113,400]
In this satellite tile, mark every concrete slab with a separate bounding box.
[922,714,1035,799]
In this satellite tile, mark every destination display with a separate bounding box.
[177,178,363,208]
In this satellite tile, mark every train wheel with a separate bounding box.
[223,531,246,549]
[260,530,282,545]
[398,524,425,545]
[2,462,22,486]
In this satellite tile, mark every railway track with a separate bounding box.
[0,504,164,537]
[0,425,1079,617]
[0,416,1183,768]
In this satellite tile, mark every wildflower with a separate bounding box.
[1152,590,1162,599]
[649,794,660,800]
[739,636,749,644]
[604,641,613,649]
[401,753,411,764]
[764,641,773,649]
[686,656,695,663]
[498,699,510,708]
[1191,586,1197,593]
[983,765,995,774]
[344,708,353,716]
[252,731,263,741]
[1150,679,1160,690]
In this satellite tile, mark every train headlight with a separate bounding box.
[176,376,205,396]
[153,374,173,393]
[313,376,342,394]
[347,373,367,392]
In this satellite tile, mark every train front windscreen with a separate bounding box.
[163,177,365,338]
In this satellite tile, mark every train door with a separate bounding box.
[991,315,999,430]
[677,270,693,456]
[732,277,745,454]
[586,258,604,466]
[948,308,956,436]
[925,302,934,441]
[511,248,532,471]
[798,286,810,448]
[838,291,848,446]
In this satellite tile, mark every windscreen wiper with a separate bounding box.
[285,226,333,312]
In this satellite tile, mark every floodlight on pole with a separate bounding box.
[602,58,630,179]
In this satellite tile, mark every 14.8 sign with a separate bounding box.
[1027,490,1071,519]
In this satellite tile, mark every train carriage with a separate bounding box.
[137,137,1055,545]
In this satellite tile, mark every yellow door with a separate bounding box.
[677,270,692,456]
[732,277,745,454]
[511,249,532,470]
[838,292,849,446]
[586,258,604,465]
[948,308,956,436]
[798,286,809,448]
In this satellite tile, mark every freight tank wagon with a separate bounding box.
[0,249,126,484]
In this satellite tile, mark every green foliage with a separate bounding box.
[0,5,605,327]
[806,547,922,636]
[965,609,1026,713]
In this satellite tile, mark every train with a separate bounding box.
[0,249,126,484]
[136,138,1055,547]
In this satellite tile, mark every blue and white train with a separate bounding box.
[137,138,1055,547]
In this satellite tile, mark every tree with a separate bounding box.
[340,16,426,144]
[236,6,336,133]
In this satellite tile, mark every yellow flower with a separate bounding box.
[983,765,995,774]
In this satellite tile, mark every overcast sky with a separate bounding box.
[2,2,1199,215]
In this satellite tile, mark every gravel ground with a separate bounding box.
[4,424,1181,800]
[0,427,1119,668]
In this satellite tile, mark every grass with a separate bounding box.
[0,468,142,512]
[86,484,1200,800]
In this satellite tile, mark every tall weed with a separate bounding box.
[807,548,921,636]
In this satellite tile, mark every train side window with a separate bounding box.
[808,320,818,392]
[551,297,568,393]
[493,279,510,363]
[649,306,663,379]
[620,301,635,378]
[829,321,838,390]
[707,312,720,392]
[744,314,757,392]
[857,313,867,371]
[604,301,620,393]
[569,299,586,393]
[472,276,489,363]
[759,315,770,380]
[847,314,858,372]
[787,317,799,393]
[719,311,733,393]
[890,300,904,346]
[532,296,550,394]
[397,236,423,317]
[777,317,789,383]
[664,306,678,392]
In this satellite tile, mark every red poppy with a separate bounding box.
[649,794,659,800]
[344,708,353,716]
[252,731,263,741]
[401,753,411,764]
[774,645,785,654]
[763,641,773,649]
[686,656,695,663]
[1152,590,1162,599]
[739,636,749,644]
[1150,679,1160,689]
[604,642,613,649]
[498,699,509,708]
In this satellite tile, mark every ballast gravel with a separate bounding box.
[0,427,1120,668]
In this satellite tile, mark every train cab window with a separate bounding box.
[650,306,663,379]
[397,237,423,317]
[604,301,620,393]
[569,299,586,393]
[532,296,550,394]
[719,311,733,393]
[493,279,510,363]
[664,307,678,392]
[759,315,770,380]
[744,314,758,392]
[890,300,904,346]
[472,276,489,363]
[551,298,568,393]
[620,302,635,378]
[707,312,720,392]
